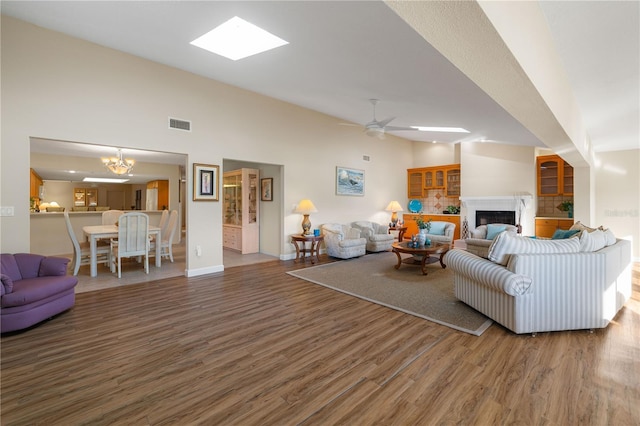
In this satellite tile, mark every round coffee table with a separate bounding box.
[391,241,450,275]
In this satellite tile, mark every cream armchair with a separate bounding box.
[320,223,367,259]
[351,221,395,252]
[465,223,518,258]
[422,221,456,245]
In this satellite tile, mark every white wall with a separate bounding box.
[594,150,640,257]
[0,16,411,273]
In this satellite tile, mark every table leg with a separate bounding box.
[398,228,406,242]
[90,235,98,277]
[155,231,162,267]
[393,249,403,270]
[420,255,430,275]
[309,241,317,264]
[439,253,447,269]
[292,239,301,262]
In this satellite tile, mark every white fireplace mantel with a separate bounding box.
[459,194,533,233]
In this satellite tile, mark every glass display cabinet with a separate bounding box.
[223,168,259,253]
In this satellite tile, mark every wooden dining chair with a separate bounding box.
[64,210,110,275]
[150,210,179,262]
[110,212,150,278]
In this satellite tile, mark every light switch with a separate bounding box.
[0,206,15,216]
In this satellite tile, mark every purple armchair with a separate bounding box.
[1,253,78,333]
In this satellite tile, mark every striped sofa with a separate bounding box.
[444,232,632,334]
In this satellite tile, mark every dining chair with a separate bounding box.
[101,209,124,225]
[64,210,110,275]
[150,210,178,262]
[110,212,150,278]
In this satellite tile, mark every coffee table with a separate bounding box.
[391,241,450,275]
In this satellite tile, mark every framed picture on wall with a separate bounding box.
[260,178,273,201]
[336,166,365,196]
[193,163,219,201]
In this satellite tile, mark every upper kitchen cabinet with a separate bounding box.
[537,155,573,196]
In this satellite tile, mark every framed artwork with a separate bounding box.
[336,166,365,196]
[261,178,273,201]
[193,163,219,201]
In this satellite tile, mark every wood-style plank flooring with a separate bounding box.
[1,257,639,425]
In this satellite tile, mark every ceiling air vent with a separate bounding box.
[169,117,191,132]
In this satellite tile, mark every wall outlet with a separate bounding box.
[0,206,15,217]
[196,245,202,256]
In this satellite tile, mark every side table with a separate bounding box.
[388,226,408,242]
[291,234,324,264]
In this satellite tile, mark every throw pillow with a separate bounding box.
[570,221,598,233]
[488,231,580,266]
[578,229,607,252]
[38,257,70,277]
[486,224,506,240]
[602,228,617,246]
[428,222,447,236]
[1,273,13,294]
[551,229,580,239]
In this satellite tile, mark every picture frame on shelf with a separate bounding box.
[336,166,364,196]
[261,178,273,201]
[193,163,219,201]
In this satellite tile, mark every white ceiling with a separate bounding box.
[3,1,639,175]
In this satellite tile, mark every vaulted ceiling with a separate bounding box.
[3,1,638,158]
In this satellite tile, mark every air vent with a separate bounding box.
[363,155,370,161]
[169,117,191,132]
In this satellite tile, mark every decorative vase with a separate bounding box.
[416,232,426,246]
[568,207,573,218]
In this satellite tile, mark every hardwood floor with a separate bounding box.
[1,258,638,424]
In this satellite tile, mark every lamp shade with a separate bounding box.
[385,201,403,212]
[294,199,318,214]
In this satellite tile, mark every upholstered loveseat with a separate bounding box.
[1,253,78,333]
[444,230,632,334]
[351,221,394,252]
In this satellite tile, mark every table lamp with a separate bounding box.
[294,199,318,235]
[385,200,404,226]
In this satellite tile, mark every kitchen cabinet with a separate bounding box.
[407,164,460,198]
[537,155,573,196]
[73,188,98,207]
[223,168,259,253]
[402,213,461,241]
[146,180,169,210]
[30,169,43,203]
[535,218,574,238]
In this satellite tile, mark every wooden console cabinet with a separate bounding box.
[535,218,574,238]
[402,214,461,241]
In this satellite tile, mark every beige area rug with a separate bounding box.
[287,252,492,336]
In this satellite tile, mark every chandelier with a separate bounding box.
[101,149,134,175]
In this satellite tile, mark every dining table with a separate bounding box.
[83,224,161,277]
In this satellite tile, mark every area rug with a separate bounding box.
[287,252,492,336]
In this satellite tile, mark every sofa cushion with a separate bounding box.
[428,222,447,235]
[488,231,580,266]
[1,275,78,308]
[39,257,70,277]
[1,254,22,281]
[551,229,580,239]
[578,229,607,252]
[603,228,617,246]
[570,221,598,233]
[486,224,506,240]
[14,253,46,279]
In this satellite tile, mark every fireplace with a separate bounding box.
[460,194,533,237]
[476,210,516,226]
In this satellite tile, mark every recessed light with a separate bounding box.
[190,16,289,61]
[411,126,470,133]
[83,177,130,183]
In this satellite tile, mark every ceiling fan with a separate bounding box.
[359,99,418,139]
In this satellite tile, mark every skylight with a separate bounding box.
[83,177,130,183]
[190,16,289,61]
[411,126,470,133]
